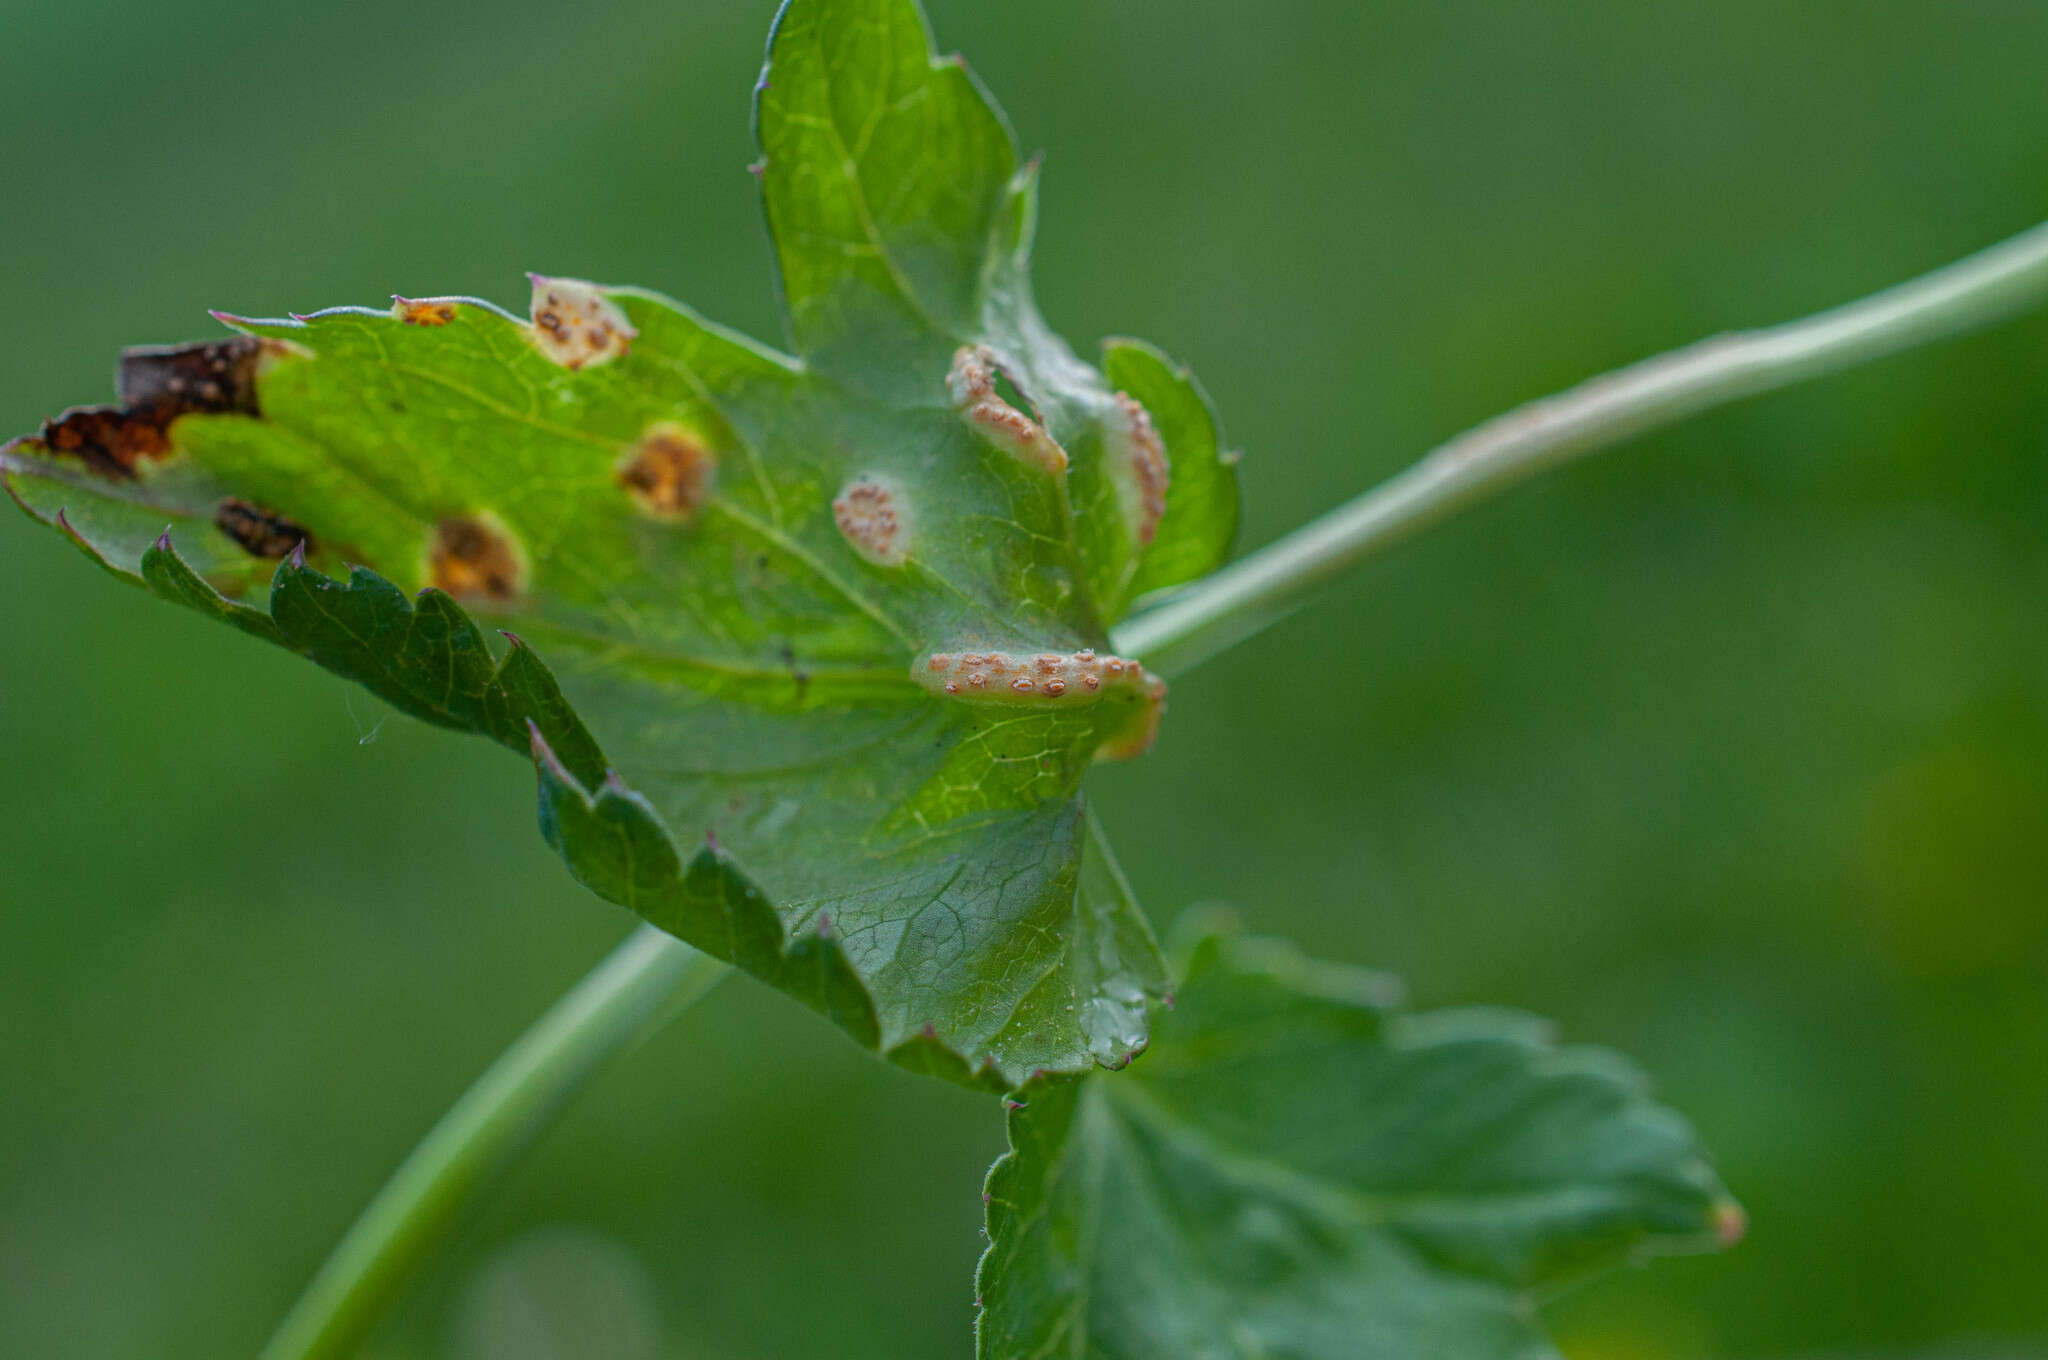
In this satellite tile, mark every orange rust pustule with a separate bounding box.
[832,476,910,567]
[915,647,1169,761]
[214,497,312,559]
[1114,391,1171,546]
[946,344,1068,475]
[619,424,716,520]
[429,515,525,602]
[395,297,459,326]
[34,336,267,480]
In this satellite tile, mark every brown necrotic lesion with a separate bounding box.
[213,497,312,559]
[28,336,273,480]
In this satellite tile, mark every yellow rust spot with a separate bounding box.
[833,476,911,567]
[429,514,526,602]
[914,648,1167,761]
[393,296,460,326]
[947,344,1067,475]
[1110,391,1171,546]
[527,274,636,370]
[620,422,717,521]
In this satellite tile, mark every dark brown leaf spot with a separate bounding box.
[430,514,526,602]
[37,406,173,479]
[619,423,716,520]
[119,337,264,416]
[214,497,312,559]
[32,336,273,480]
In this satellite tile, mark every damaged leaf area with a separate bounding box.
[976,927,1745,1360]
[0,0,1242,1089]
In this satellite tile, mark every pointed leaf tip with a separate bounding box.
[527,725,579,789]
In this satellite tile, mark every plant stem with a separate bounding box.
[1111,217,2048,676]
[257,925,729,1360]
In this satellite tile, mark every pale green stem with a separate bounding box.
[1112,218,2048,677]
[257,926,729,1360]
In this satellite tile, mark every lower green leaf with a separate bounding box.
[976,926,1743,1360]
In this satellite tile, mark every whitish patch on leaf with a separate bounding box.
[619,423,716,522]
[528,275,636,369]
[949,344,1068,475]
[831,475,912,566]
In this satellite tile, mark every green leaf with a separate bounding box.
[976,927,1744,1359]
[0,0,1242,1089]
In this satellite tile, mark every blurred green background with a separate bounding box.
[4,2,2046,1357]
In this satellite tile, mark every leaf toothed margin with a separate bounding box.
[974,924,1746,1360]
[0,485,1010,1089]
